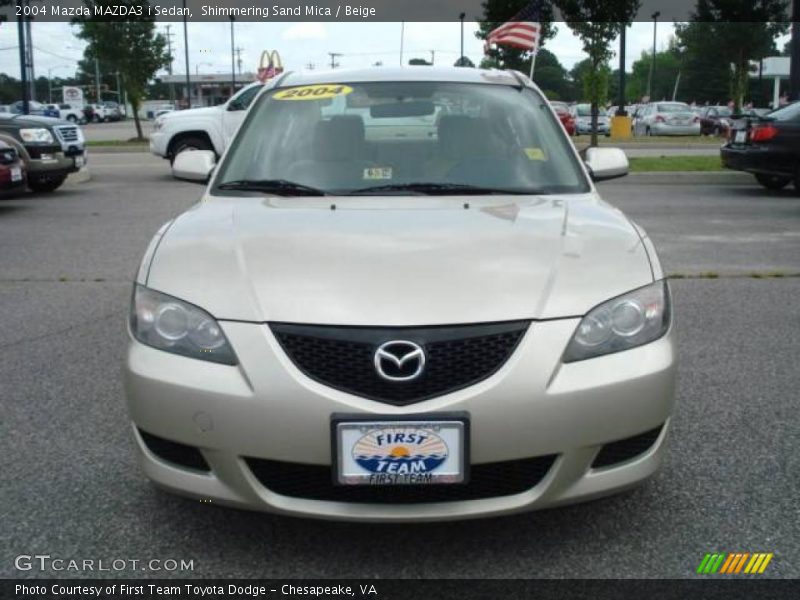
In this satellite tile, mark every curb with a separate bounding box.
[86,145,149,154]
[619,171,752,185]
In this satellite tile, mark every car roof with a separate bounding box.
[276,66,523,88]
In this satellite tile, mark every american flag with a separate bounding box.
[486,0,543,53]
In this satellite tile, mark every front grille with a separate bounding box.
[245,455,557,504]
[271,321,530,405]
[25,145,60,159]
[54,125,80,144]
[138,429,210,472]
[591,425,664,469]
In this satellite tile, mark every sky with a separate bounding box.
[0,20,789,84]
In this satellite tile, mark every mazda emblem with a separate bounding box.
[374,341,426,382]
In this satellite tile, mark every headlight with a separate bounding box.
[19,128,54,144]
[563,280,671,363]
[153,118,163,131]
[129,285,237,365]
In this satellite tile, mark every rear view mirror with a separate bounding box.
[584,147,629,181]
[370,101,435,118]
[172,150,216,182]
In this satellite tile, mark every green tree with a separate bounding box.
[676,1,787,111]
[75,0,171,140]
[558,0,641,147]
[477,0,557,73]
[627,48,682,103]
[570,58,611,105]
[529,48,570,99]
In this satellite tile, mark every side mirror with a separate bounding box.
[584,147,629,181]
[172,150,216,182]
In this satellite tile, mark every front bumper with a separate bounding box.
[721,144,795,177]
[149,131,169,158]
[124,319,676,522]
[23,150,84,175]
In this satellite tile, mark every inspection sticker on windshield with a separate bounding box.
[273,84,353,101]
[334,417,468,485]
[524,147,547,161]
[363,167,393,180]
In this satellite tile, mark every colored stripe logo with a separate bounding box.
[697,552,773,574]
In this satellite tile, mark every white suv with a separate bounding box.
[149,82,263,165]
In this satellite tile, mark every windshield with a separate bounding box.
[213,81,589,196]
[656,103,691,113]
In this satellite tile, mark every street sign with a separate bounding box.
[62,86,84,107]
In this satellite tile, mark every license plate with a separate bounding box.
[333,415,468,485]
[735,130,747,144]
[10,167,21,182]
[74,155,85,168]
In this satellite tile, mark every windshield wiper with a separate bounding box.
[216,179,327,196]
[348,182,533,196]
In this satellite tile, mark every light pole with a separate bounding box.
[17,6,29,114]
[459,12,465,62]
[182,0,191,108]
[616,23,627,116]
[790,0,800,101]
[647,11,660,100]
[400,22,405,67]
[229,17,236,92]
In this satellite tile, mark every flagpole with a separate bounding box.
[529,51,537,79]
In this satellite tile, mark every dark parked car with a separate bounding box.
[0,113,86,192]
[698,105,733,136]
[721,102,800,191]
[0,140,26,193]
[83,104,95,123]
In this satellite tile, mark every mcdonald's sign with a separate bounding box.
[257,50,284,83]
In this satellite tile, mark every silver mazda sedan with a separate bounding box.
[125,67,676,521]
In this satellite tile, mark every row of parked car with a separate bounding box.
[0,108,87,195]
[0,100,124,124]
[549,100,772,138]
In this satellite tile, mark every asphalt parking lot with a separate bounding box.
[1,153,798,578]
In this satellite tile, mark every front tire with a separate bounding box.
[66,115,78,123]
[28,174,67,193]
[169,136,214,165]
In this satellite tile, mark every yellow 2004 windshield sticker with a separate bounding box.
[273,84,353,101]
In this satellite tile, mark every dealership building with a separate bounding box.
[160,72,258,108]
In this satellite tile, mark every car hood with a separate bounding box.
[160,105,222,122]
[0,114,70,128]
[145,193,655,325]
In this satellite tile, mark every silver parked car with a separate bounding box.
[571,103,611,136]
[633,102,700,136]
[125,67,676,521]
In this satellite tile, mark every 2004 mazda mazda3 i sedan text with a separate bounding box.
[125,67,676,522]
